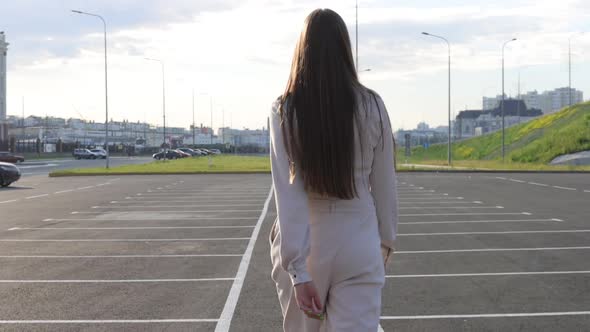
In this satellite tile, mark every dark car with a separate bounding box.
[152,150,183,160]
[174,149,191,158]
[0,162,21,187]
[0,151,25,163]
[73,149,99,160]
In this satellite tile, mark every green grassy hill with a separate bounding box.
[401,102,590,165]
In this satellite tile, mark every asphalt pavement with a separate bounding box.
[0,172,589,331]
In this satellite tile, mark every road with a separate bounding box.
[16,156,153,177]
[0,172,589,331]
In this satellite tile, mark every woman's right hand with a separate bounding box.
[294,281,324,320]
[382,244,393,268]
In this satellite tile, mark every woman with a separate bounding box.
[269,8,398,332]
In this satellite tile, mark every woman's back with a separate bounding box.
[269,8,398,332]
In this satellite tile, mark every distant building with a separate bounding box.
[457,99,543,139]
[395,122,449,148]
[484,87,583,115]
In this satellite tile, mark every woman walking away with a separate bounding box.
[269,8,398,332]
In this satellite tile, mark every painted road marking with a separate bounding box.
[585,190,590,193]
[380,311,590,320]
[44,217,257,221]
[396,246,590,254]
[386,271,590,278]
[400,212,529,217]
[528,182,549,187]
[399,219,563,225]
[92,204,264,209]
[398,229,590,236]
[509,179,526,183]
[553,186,577,191]
[112,199,266,204]
[0,200,18,204]
[215,187,273,332]
[0,238,250,242]
[399,206,503,210]
[55,189,75,194]
[397,197,464,201]
[0,278,234,283]
[9,226,256,230]
[25,194,49,200]
[77,186,95,190]
[397,201,478,205]
[0,254,243,258]
[76,210,263,214]
[0,319,219,324]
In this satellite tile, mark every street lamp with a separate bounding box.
[569,32,585,107]
[144,58,166,149]
[501,38,517,162]
[355,0,359,73]
[192,89,195,146]
[422,32,452,166]
[71,9,110,168]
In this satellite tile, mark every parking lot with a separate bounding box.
[0,172,589,331]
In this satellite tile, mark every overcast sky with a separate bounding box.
[3,0,590,130]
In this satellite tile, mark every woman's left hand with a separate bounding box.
[294,281,324,320]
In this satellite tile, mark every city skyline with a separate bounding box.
[2,0,590,130]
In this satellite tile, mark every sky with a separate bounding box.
[3,0,590,131]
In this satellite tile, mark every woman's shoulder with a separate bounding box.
[271,95,286,116]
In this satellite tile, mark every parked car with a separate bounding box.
[174,149,191,158]
[153,150,183,160]
[0,151,25,163]
[90,149,107,159]
[193,148,208,155]
[177,148,201,156]
[0,162,21,187]
[73,149,99,160]
[209,149,222,155]
[199,149,213,155]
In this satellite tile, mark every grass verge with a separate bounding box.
[49,155,271,177]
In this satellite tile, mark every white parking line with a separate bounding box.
[92,204,264,209]
[215,187,273,332]
[399,219,563,225]
[398,229,590,236]
[553,186,577,191]
[399,206,503,210]
[0,200,18,204]
[381,311,590,320]
[0,254,242,258]
[401,212,528,217]
[9,226,255,230]
[528,182,549,187]
[0,278,234,283]
[398,201,476,205]
[0,238,250,242]
[25,194,49,200]
[585,190,590,193]
[54,189,75,194]
[112,199,266,204]
[509,179,526,183]
[77,210,263,214]
[45,217,257,221]
[396,246,590,254]
[77,186,95,190]
[397,197,464,201]
[386,271,590,278]
[0,319,219,324]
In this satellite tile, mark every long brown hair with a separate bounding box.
[279,9,364,199]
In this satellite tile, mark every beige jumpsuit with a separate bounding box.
[269,91,398,332]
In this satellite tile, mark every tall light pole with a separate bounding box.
[355,0,359,73]
[145,58,166,149]
[422,32,451,166]
[569,32,584,107]
[501,38,517,162]
[71,10,110,168]
[210,96,213,145]
[192,89,195,146]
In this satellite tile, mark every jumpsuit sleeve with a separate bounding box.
[369,95,398,251]
[269,101,312,286]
